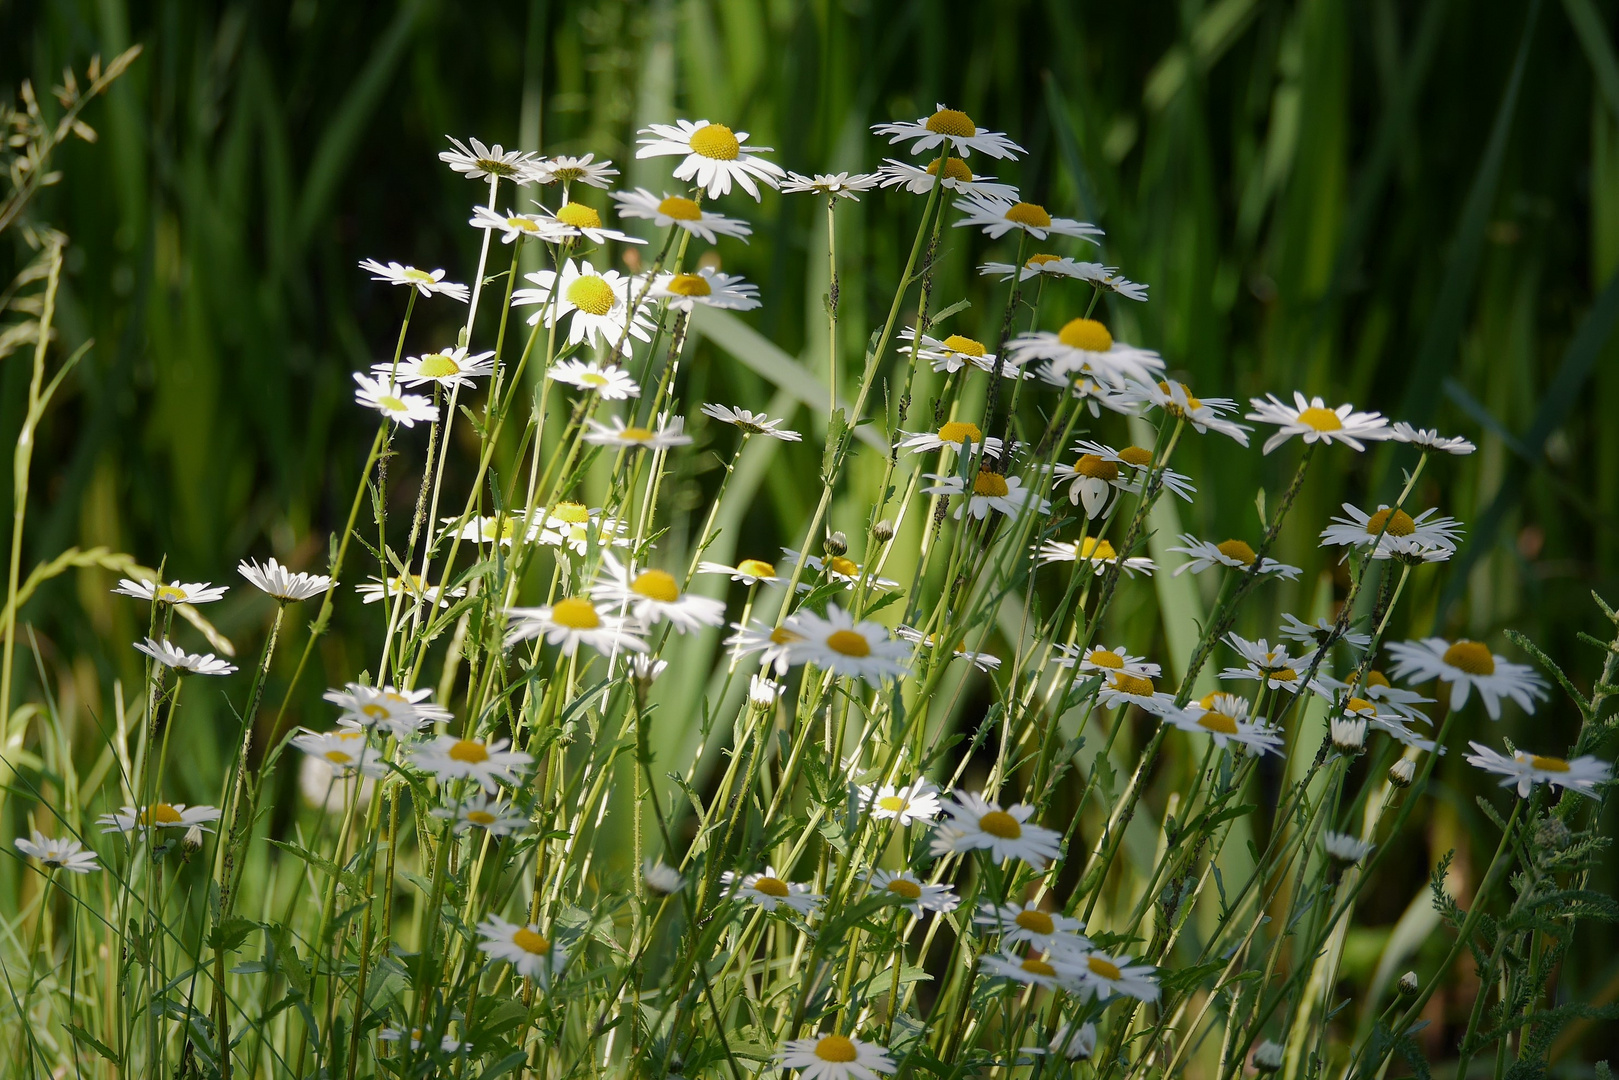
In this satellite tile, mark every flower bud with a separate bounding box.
[1399,971,1419,995]
[748,674,784,709]
[873,519,895,544]
[1388,759,1416,788]
[1252,1040,1284,1072]
[631,654,668,684]
[824,531,848,557]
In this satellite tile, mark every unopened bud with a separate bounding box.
[824,531,848,557]
[1251,1040,1284,1072]
[873,519,895,544]
[1330,715,1367,753]
[748,674,784,709]
[631,654,668,684]
[184,825,205,851]
[1399,971,1419,995]
[1388,759,1416,788]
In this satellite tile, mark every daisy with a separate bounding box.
[725,619,802,675]
[432,793,531,836]
[439,136,543,182]
[1391,421,1476,455]
[538,200,646,246]
[238,557,331,601]
[858,780,942,826]
[747,674,784,707]
[897,420,1004,457]
[1049,451,1131,518]
[922,469,1050,520]
[930,791,1063,867]
[697,558,786,586]
[631,654,669,685]
[547,359,641,400]
[610,188,753,243]
[1096,669,1177,715]
[877,157,1017,200]
[541,152,618,188]
[1246,392,1392,455]
[1036,537,1155,577]
[504,598,649,656]
[353,372,439,427]
[1165,694,1285,755]
[897,328,1017,377]
[378,1027,465,1054]
[978,255,1116,282]
[1049,1022,1097,1061]
[1050,643,1160,680]
[410,735,532,792]
[722,866,822,914]
[134,638,237,676]
[1385,638,1548,719]
[1220,635,1322,693]
[535,502,632,554]
[1061,440,1196,502]
[1008,319,1165,388]
[779,171,882,199]
[1319,504,1464,561]
[701,403,801,441]
[590,554,725,633]
[468,206,565,244]
[1343,669,1433,721]
[113,578,227,605]
[781,604,910,684]
[99,803,221,835]
[649,267,761,311]
[355,573,464,608]
[871,104,1024,159]
[14,831,100,873]
[1122,380,1251,445]
[582,414,693,450]
[1070,950,1159,1001]
[383,347,496,391]
[1329,713,1368,752]
[325,682,452,737]
[982,948,1083,990]
[357,259,469,302]
[778,1033,896,1080]
[1279,613,1371,653]
[1463,742,1612,799]
[1253,1041,1286,1073]
[1168,536,1301,580]
[511,259,652,352]
[635,119,785,200]
[476,915,567,986]
[867,870,960,916]
[1365,713,1443,754]
[952,193,1102,242]
[975,901,1089,953]
[1322,831,1374,866]
[894,626,1001,672]
[779,548,901,591]
[644,858,685,894]
[292,729,385,777]
[1037,367,1138,416]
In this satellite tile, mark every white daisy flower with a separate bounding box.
[897,328,1019,377]
[14,831,100,874]
[631,655,669,685]
[701,403,801,441]
[547,359,641,400]
[504,597,649,657]
[1252,1041,1286,1072]
[431,793,530,836]
[649,267,760,311]
[1165,694,1285,756]
[1391,422,1475,455]
[1121,380,1251,445]
[1036,537,1156,576]
[1322,831,1374,866]
[635,119,785,200]
[778,1033,896,1080]
[292,728,385,777]
[1050,643,1160,679]
[929,791,1063,867]
[867,870,959,916]
[1059,440,1196,503]
[779,171,882,199]
[644,858,685,894]
[439,136,543,182]
[1279,613,1371,653]
[858,780,942,826]
[1319,504,1464,561]
[1036,367,1139,416]
[353,372,439,427]
[324,682,452,737]
[476,915,567,986]
[99,803,221,835]
[1385,638,1548,719]
[722,866,822,914]
[1070,950,1160,1002]
[697,557,786,586]
[1463,742,1611,799]
[1245,392,1392,455]
[871,104,1024,160]
[877,157,1018,199]
[894,626,1001,672]
[981,949,1082,990]
[357,259,469,302]
[237,557,331,601]
[978,254,1117,282]
[952,193,1102,242]
[1049,450,1131,518]
[590,554,725,633]
[1096,668,1178,715]
[781,604,911,684]
[1220,635,1322,694]
[1349,669,1434,720]
[922,469,1050,520]
[1168,536,1300,580]
[113,578,227,605]
[1328,712,1368,752]
[747,674,785,707]
[537,200,646,246]
[511,259,653,352]
[377,1026,465,1054]
[134,638,237,676]
[896,420,1005,457]
[582,414,693,450]
[1049,1022,1097,1061]
[355,573,464,609]
[468,206,565,244]
[382,347,496,390]
[534,502,632,554]
[1008,319,1165,388]
[779,548,901,592]
[1366,713,1443,754]
[444,513,536,548]
[410,735,532,792]
[974,902,1090,953]
[541,153,618,188]
[610,188,753,243]
[724,619,802,675]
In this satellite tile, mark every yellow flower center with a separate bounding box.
[361,704,392,722]
[1088,649,1124,669]
[876,795,907,812]
[1022,958,1058,978]
[751,876,790,898]
[552,501,590,524]
[1079,537,1117,561]
[631,569,681,604]
[1297,406,1343,432]
[1442,640,1495,675]
[142,803,183,826]
[1346,697,1375,715]
[1217,539,1257,566]
[937,420,985,445]
[565,275,616,316]
[449,740,489,764]
[1075,454,1119,481]
[324,750,355,764]
[1157,380,1203,412]
[1364,508,1416,537]
[885,878,923,900]
[580,371,610,387]
[512,928,551,954]
[664,273,712,297]
[1271,668,1298,683]
[814,1035,859,1062]
[689,123,741,160]
[550,597,602,630]
[466,810,497,825]
[1087,956,1123,981]
[154,584,187,603]
[1367,670,1392,689]
[825,630,872,658]
[973,471,1010,498]
[1529,754,1570,772]
[554,202,602,229]
[828,556,860,577]
[927,158,975,181]
[1199,692,1221,709]
[1026,253,1061,267]
[1198,712,1240,735]
[657,195,703,220]
[506,215,542,232]
[770,627,802,645]
[1015,910,1055,935]
[1112,672,1155,697]
[403,268,436,283]
[925,108,977,137]
[978,810,1023,839]
[1057,318,1113,353]
[737,559,776,578]
[378,395,408,413]
[1118,446,1154,467]
[418,353,462,378]
[1003,202,1053,228]
[940,334,986,357]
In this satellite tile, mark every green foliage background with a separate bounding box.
[5,0,1619,1060]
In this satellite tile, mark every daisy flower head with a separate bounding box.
[1096,668,1177,715]
[356,573,464,609]
[1122,380,1251,445]
[292,728,385,777]
[1279,613,1371,654]
[930,790,1063,867]
[1036,537,1156,577]
[953,193,1102,242]
[922,468,1050,520]
[610,188,753,243]
[15,831,99,874]
[1071,950,1160,1002]
[701,403,801,441]
[1246,392,1392,455]
[1464,742,1612,799]
[725,618,802,675]
[1366,712,1444,754]
[1169,536,1301,581]
[1166,693,1285,756]
[871,104,1024,159]
[779,171,881,199]
[1322,831,1374,866]
[778,1033,896,1080]
[635,119,785,200]
[1391,421,1476,455]
[697,557,785,586]
[897,328,1016,378]
[748,673,785,708]
[468,206,564,244]
[1049,1022,1097,1061]
[1340,668,1433,720]
[981,948,1082,991]
[410,735,532,792]
[590,554,725,633]
[325,682,452,737]
[897,420,1004,457]
[1008,318,1165,388]
[535,502,631,555]
[541,152,618,188]
[1328,711,1368,752]
[781,604,910,684]
[99,803,221,836]
[504,598,648,657]
[1319,504,1464,563]
[644,858,685,894]
[1098,441,1199,503]
[1049,450,1131,518]
[1220,634,1322,694]
[893,626,1001,671]
[238,557,331,602]
[878,157,1018,200]
[1038,367,1137,417]
[582,413,693,451]
[439,136,542,183]
[1385,638,1548,719]
[537,199,646,246]
[511,259,652,352]
[722,866,822,915]
[383,347,496,391]
[357,259,469,301]
[354,372,439,427]
[547,359,641,400]
[1253,1041,1286,1073]
[134,638,237,676]
[113,577,227,605]
[979,254,1114,283]
[446,513,536,548]
[974,901,1089,953]
[780,548,901,592]
[858,779,942,826]
[476,915,567,986]
[432,793,531,836]
[649,267,761,311]
[867,870,960,916]
[1051,643,1161,680]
